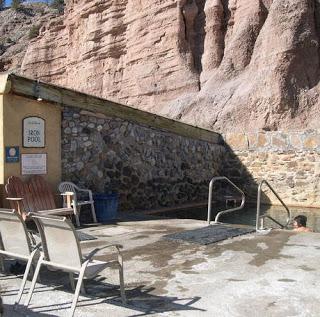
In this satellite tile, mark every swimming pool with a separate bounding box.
[151,203,320,232]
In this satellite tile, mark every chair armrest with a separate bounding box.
[83,244,123,262]
[77,188,93,200]
[6,198,25,220]
[77,188,91,193]
[60,192,74,208]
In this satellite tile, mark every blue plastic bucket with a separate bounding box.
[93,193,118,222]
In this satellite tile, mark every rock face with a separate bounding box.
[0,4,58,72]
[22,0,201,111]
[20,0,320,132]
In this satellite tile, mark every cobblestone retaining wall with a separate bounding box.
[62,107,225,211]
[224,131,320,207]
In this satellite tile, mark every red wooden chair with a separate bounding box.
[5,176,73,222]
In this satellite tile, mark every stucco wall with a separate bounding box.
[1,94,61,205]
[224,131,320,208]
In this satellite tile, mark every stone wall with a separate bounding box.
[62,107,225,211]
[224,131,320,208]
[62,106,320,212]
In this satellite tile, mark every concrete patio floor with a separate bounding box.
[1,214,320,316]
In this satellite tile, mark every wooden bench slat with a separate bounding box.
[29,176,47,211]
[6,176,32,213]
[33,176,56,210]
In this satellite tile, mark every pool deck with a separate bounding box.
[2,214,320,316]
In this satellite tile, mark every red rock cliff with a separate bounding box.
[21,0,320,132]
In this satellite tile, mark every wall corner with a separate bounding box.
[0,73,12,96]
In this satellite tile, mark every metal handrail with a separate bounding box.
[207,176,245,225]
[256,180,291,231]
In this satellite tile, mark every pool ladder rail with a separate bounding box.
[207,176,245,225]
[207,177,292,231]
[256,179,291,231]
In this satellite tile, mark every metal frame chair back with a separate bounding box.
[0,209,31,258]
[25,213,126,317]
[32,214,83,270]
[0,209,39,307]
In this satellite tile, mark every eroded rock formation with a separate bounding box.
[201,0,224,84]
[22,0,200,111]
[20,0,320,132]
[0,4,58,72]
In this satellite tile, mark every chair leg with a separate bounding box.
[119,265,126,304]
[75,214,80,228]
[28,231,37,246]
[74,205,80,227]
[15,250,37,306]
[117,254,126,304]
[69,272,75,291]
[24,253,44,307]
[70,266,86,317]
[70,272,86,294]
[0,256,5,273]
[91,202,97,223]
[29,264,34,279]
[81,282,86,295]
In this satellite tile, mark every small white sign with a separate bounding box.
[23,117,45,148]
[21,154,47,175]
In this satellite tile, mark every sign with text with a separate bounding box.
[21,153,47,175]
[5,146,19,163]
[23,117,45,148]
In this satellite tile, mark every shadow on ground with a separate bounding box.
[2,271,204,316]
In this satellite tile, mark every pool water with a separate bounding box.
[153,203,320,232]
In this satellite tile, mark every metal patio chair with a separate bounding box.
[58,181,97,227]
[25,213,126,317]
[0,209,40,307]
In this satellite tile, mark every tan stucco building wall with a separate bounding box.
[3,94,61,185]
[0,77,61,207]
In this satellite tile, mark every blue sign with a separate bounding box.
[5,146,19,163]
